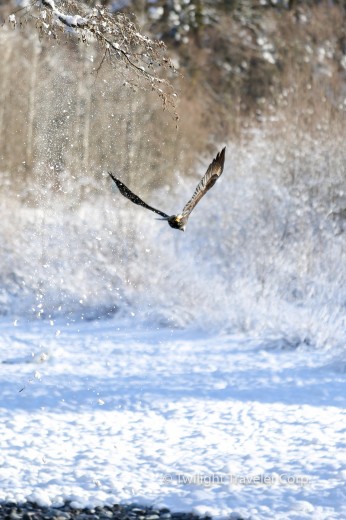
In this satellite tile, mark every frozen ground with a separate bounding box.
[1,318,345,520]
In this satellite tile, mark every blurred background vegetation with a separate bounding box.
[1,0,345,194]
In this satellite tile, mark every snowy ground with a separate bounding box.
[1,318,345,520]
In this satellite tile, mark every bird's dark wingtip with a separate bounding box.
[108,172,120,186]
[215,147,226,160]
[216,146,226,167]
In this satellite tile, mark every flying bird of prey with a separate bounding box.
[108,147,226,231]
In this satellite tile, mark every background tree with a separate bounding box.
[1,0,345,191]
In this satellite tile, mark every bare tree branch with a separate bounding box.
[6,0,179,119]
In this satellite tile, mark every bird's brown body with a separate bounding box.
[167,215,185,230]
[108,147,226,231]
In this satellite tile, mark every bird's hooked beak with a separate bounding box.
[181,226,185,232]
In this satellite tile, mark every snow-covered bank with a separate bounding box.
[1,131,346,360]
[1,319,345,519]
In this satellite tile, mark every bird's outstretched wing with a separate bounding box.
[108,173,170,219]
[181,147,226,219]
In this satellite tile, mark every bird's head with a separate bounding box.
[175,215,186,231]
[167,215,185,230]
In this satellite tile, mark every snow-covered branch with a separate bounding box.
[7,0,178,117]
[41,0,88,28]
